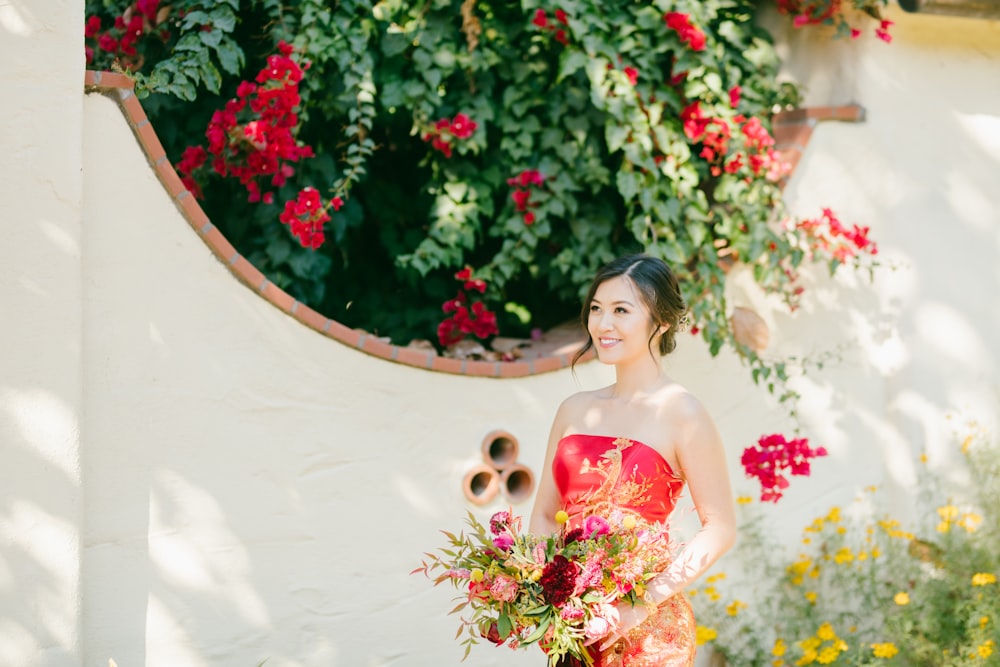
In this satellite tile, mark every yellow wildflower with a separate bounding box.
[977,640,995,658]
[800,637,822,651]
[817,646,841,664]
[834,547,854,564]
[737,495,753,505]
[706,573,727,583]
[826,507,842,523]
[980,616,990,628]
[836,526,847,535]
[788,558,811,586]
[871,642,899,658]
[726,600,747,616]
[871,546,883,559]
[817,623,836,641]
[687,589,698,597]
[803,537,812,545]
[919,452,928,464]
[695,625,717,646]
[971,573,997,586]
[857,550,868,561]
[958,512,982,532]
[804,591,817,604]
[796,648,818,666]
[773,638,788,656]
[936,521,951,534]
[894,592,910,605]
[774,661,785,667]
[937,505,958,521]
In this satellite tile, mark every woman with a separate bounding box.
[529,254,736,666]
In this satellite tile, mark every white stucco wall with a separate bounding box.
[3,3,1000,667]
[0,1,84,666]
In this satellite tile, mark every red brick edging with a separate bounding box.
[83,70,862,377]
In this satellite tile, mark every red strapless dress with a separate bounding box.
[552,434,696,667]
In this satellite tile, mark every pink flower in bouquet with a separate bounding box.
[574,550,606,594]
[583,515,610,538]
[489,575,519,602]
[560,606,585,621]
[584,603,620,641]
[490,510,511,535]
[492,533,515,551]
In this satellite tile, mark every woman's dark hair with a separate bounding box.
[571,254,687,369]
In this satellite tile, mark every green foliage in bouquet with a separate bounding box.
[84,0,883,387]
[691,420,1000,666]
[414,509,675,665]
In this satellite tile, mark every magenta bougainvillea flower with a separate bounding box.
[742,433,828,502]
[664,12,706,51]
[422,112,478,157]
[437,267,499,347]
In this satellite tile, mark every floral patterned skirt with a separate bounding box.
[557,594,696,667]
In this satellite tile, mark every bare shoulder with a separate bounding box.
[656,383,717,440]
[553,388,602,428]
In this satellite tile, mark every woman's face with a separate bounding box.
[587,275,661,365]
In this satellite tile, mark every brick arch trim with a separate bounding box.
[83,70,862,377]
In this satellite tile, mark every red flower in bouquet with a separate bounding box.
[539,555,577,606]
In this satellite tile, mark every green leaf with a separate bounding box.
[214,40,243,75]
[497,611,512,639]
[522,614,551,644]
[557,50,588,83]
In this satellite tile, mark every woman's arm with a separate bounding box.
[648,392,736,601]
[528,395,578,536]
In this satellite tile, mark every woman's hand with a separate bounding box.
[593,601,651,652]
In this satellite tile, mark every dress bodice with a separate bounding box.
[552,434,685,528]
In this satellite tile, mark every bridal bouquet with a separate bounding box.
[414,508,675,666]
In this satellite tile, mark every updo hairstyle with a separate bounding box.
[572,254,688,367]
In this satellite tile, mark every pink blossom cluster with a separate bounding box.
[507,169,546,225]
[277,187,343,249]
[680,101,788,181]
[437,267,499,347]
[422,113,478,158]
[84,0,166,65]
[194,41,314,205]
[741,433,828,503]
[776,0,893,42]
[664,12,706,51]
[794,208,878,262]
[531,9,570,45]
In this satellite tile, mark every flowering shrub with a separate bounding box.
[84,0,885,372]
[775,0,892,41]
[415,508,675,664]
[693,420,1000,666]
